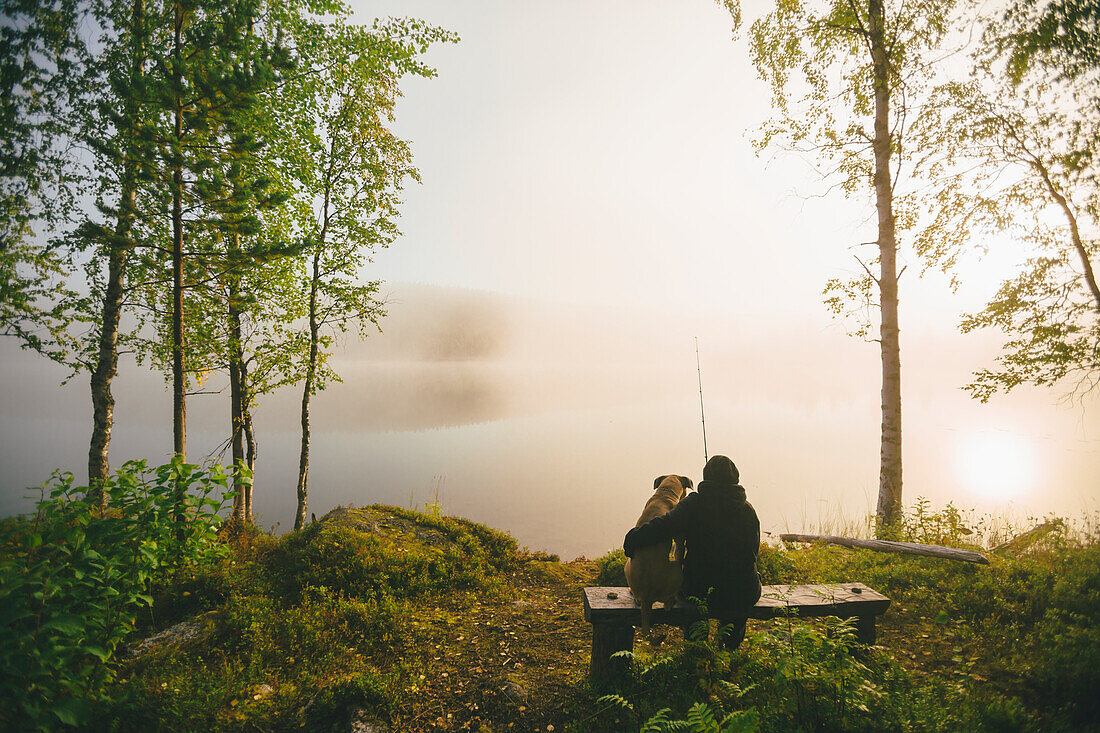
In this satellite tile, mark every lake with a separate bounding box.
[1,284,1097,558]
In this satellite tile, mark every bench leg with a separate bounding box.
[590,622,634,681]
[855,615,876,645]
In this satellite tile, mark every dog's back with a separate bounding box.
[624,474,692,633]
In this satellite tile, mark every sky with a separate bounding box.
[357,0,1041,321]
[350,0,1098,523]
[0,0,1097,557]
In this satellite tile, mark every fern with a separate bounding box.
[719,709,761,733]
[640,707,674,732]
[641,653,675,678]
[596,693,634,714]
[686,701,719,729]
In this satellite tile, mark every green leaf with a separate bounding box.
[42,616,84,635]
[84,645,110,661]
[51,696,92,726]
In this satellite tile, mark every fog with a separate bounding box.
[1,283,1097,559]
[4,2,1096,555]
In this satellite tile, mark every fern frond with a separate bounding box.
[686,701,718,729]
[596,693,634,713]
[641,707,673,732]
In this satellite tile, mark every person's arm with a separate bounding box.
[623,495,696,557]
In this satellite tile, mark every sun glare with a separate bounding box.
[955,430,1037,499]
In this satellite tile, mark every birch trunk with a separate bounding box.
[171,2,186,462]
[295,169,331,531]
[241,358,255,519]
[295,245,321,530]
[869,0,903,527]
[170,1,187,555]
[87,0,144,508]
[227,235,246,522]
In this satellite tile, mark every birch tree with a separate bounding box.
[0,0,90,360]
[727,0,958,526]
[911,1,1099,400]
[278,18,456,529]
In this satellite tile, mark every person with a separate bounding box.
[623,454,761,649]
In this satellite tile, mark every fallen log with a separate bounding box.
[992,519,1064,554]
[779,533,990,565]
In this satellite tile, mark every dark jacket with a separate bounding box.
[623,481,761,617]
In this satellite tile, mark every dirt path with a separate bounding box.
[388,558,600,731]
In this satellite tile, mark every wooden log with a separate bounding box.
[779,533,989,565]
[992,519,1064,554]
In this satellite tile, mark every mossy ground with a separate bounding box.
[90,505,1099,732]
[94,506,602,731]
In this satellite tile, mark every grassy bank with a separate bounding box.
[2,483,1098,731]
[592,505,1100,732]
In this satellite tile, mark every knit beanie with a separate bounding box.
[702,455,739,485]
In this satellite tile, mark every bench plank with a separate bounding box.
[584,583,889,623]
[583,583,891,680]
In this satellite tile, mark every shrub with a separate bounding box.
[1026,543,1100,725]
[595,548,627,586]
[755,544,795,585]
[0,459,232,730]
[264,507,519,604]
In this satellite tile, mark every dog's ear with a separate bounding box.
[654,475,669,491]
[680,476,693,490]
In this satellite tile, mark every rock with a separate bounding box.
[128,612,216,658]
[348,708,391,733]
[501,678,528,706]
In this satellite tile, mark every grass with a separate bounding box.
[80,504,595,731]
[5,496,1099,731]
[592,501,1100,732]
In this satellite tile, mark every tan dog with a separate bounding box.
[624,474,692,633]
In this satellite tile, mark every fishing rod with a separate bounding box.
[695,336,708,464]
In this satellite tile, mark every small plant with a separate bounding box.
[423,475,445,519]
[887,498,977,546]
[600,692,760,733]
[595,548,627,586]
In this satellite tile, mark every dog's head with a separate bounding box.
[652,474,693,498]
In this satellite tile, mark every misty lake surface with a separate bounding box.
[2,284,1098,559]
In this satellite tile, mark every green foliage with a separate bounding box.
[739,0,961,337]
[998,0,1100,83]
[642,703,761,733]
[908,0,1100,401]
[387,506,520,571]
[277,15,458,526]
[597,594,1038,733]
[595,547,628,586]
[592,503,1098,732]
[600,693,761,733]
[755,544,796,585]
[0,0,90,361]
[96,504,520,730]
[266,507,518,604]
[738,618,885,731]
[1025,542,1100,725]
[0,459,231,730]
[879,497,977,546]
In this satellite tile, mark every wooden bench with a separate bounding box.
[582,583,891,679]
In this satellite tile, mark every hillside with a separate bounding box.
[96,506,601,731]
